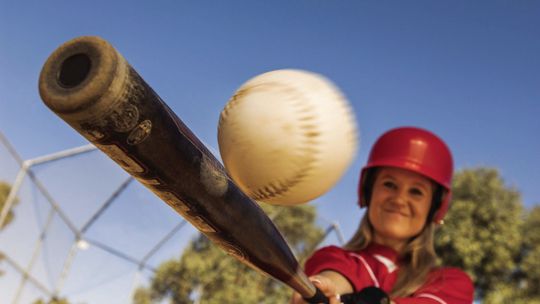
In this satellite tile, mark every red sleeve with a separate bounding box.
[393,268,474,304]
[304,246,375,291]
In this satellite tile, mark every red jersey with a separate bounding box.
[304,244,474,304]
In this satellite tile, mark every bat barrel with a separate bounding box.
[38,36,321,300]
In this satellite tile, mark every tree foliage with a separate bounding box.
[435,168,539,302]
[515,206,540,301]
[0,181,19,230]
[136,203,324,303]
[133,287,153,304]
[1,181,19,277]
[32,297,71,304]
[482,205,540,304]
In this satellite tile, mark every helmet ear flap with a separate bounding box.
[427,185,445,224]
[433,190,451,225]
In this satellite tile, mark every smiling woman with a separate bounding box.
[291,127,474,304]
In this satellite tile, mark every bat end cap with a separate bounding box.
[38,36,128,119]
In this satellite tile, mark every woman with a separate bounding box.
[292,127,474,304]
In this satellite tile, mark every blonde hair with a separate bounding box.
[344,215,438,298]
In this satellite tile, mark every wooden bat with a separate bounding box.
[38,36,329,303]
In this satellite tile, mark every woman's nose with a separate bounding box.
[391,187,408,205]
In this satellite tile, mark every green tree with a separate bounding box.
[32,297,70,304]
[136,203,324,303]
[1,181,19,276]
[435,168,524,300]
[133,287,153,304]
[513,205,540,302]
[0,181,19,229]
[482,205,540,304]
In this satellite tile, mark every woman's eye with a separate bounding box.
[410,188,424,196]
[383,181,396,189]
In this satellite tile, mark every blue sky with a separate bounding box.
[1,0,539,302]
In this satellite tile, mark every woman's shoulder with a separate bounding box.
[405,267,475,303]
[429,267,473,283]
[423,266,474,293]
[304,246,353,277]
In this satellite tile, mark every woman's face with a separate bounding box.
[368,167,434,252]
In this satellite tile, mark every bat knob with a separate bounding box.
[39,36,129,122]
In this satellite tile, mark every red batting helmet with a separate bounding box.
[358,127,453,224]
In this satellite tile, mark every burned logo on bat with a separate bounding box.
[127,119,152,145]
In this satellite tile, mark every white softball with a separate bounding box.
[218,69,358,205]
